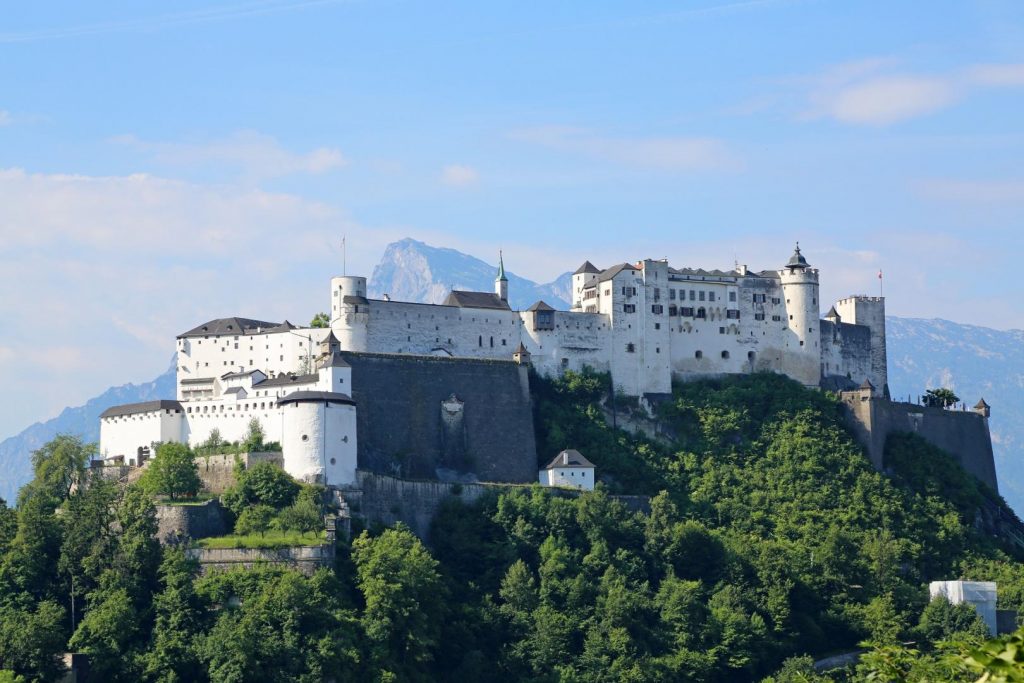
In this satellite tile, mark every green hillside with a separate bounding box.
[1,372,1023,682]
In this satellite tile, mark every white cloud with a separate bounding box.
[510,126,740,171]
[440,164,479,187]
[110,130,347,180]
[796,59,1024,126]
[826,76,958,125]
[0,166,406,437]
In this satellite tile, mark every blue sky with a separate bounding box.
[2,0,1024,437]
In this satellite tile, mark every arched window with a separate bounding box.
[696,307,706,319]
[695,350,703,359]
[721,350,730,359]
[478,335,482,347]
[748,351,756,361]
[490,336,494,348]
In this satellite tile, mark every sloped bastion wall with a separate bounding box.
[340,352,538,484]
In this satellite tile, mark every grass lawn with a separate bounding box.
[197,529,327,549]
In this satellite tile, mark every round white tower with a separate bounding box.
[330,275,369,351]
[779,243,821,386]
[279,392,358,486]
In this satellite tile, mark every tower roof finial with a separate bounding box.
[786,242,809,269]
[496,250,508,282]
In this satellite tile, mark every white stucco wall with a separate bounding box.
[99,408,185,463]
[540,466,595,490]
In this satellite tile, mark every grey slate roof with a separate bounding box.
[975,398,991,409]
[825,306,841,320]
[526,300,555,312]
[543,449,595,469]
[220,369,266,380]
[598,263,639,282]
[178,317,285,338]
[574,260,601,275]
[318,351,351,369]
[278,391,356,407]
[180,377,216,385]
[859,378,875,390]
[342,295,369,304]
[254,372,319,388]
[443,290,511,310]
[223,387,246,396]
[786,244,810,269]
[100,400,182,419]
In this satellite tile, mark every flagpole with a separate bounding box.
[342,236,346,276]
[879,269,883,298]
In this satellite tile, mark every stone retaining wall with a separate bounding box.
[186,544,335,576]
[155,498,227,543]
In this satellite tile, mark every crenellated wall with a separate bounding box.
[841,392,998,491]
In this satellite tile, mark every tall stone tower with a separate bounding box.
[835,295,888,396]
[779,243,822,386]
[330,275,369,351]
[495,251,509,303]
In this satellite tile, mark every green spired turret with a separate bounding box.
[495,250,509,302]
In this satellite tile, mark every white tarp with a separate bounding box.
[929,580,998,635]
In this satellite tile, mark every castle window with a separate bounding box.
[726,309,740,319]
[681,307,694,317]
[478,336,483,347]
[789,315,793,321]
[719,327,725,334]
[772,315,782,322]
[669,305,678,316]
[773,297,781,304]
[748,351,756,361]
[696,307,706,319]
[800,340,805,346]
[699,291,706,301]
[623,304,636,314]
[502,339,507,346]
[490,337,494,348]
[656,347,660,353]
[651,304,663,315]
[301,434,308,441]
[669,289,676,300]
[755,313,765,321]
[689,290,695,301]
[626,343,635,353]
[708,292,715,302]
[330,457,336,465]
[729,291,737,302]
[695,350,703,359]
[655,323,661,330]
[722,350,730,359]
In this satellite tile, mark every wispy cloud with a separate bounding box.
[795,59,1024,126]
[510,126,741,171]
[440,164,479,187]
[110,130,346,181]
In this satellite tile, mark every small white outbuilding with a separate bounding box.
[539,449,596,491]
[928,580,998,635]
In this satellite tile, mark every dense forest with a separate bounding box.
[1,371,1024,681]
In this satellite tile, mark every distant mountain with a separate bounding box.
[886,318,1024,514]
[0,360,176,504]
[2,241,1021,517]
[368,238,572,310]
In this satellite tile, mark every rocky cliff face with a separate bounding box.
[2,241,1021,517]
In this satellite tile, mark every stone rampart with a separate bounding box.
[155,498,227,543]
[195,451,283,494]
[841,393,998,491]
[350,471,650,541]
[185,544,335,576]
[340,352,538,483]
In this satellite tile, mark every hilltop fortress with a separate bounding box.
[99,244,996,495]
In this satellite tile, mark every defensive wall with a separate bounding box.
[340,352,538,483]
[840,392,998,491]
[194,451,283,493]
[347,470,650,542]
[185,545,335,576]
[154,498,227,543]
